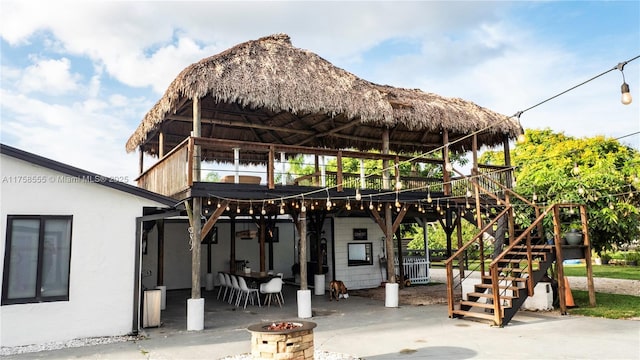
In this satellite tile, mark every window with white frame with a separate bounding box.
[2,215,73,305]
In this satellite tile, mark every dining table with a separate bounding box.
[232,271,275,288]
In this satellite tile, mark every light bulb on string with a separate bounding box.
[301,196,306,213]
[355,188,361,201]
[236,204,241,214]
[395,179,402,191]
[436,199,441,212]
[346,197,352,211]
[369,196,374,210]
[618,62,633,105]
[427,189,432,203]
[207,198,212,206]
[466,187,472,198]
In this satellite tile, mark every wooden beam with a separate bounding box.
[392,205,408,234]
[168,114,314,136]
[337,150,343,192]
[201,200,228,240]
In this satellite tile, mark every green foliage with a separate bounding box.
[562,264,640,280]
[406,221,480,252]
[569,291,640,319]
[480,128,640,254]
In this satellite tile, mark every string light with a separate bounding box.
[193,56,639,216]
[618,61,633,105]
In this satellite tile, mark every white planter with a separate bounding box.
[156,285,166,310]
[297,290,312,318]
[187,298,205,331]
[314,274,325,295]
[385,282,399,308]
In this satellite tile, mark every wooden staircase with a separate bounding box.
[444,190,594,326]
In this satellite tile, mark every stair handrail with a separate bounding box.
[444,206,512,318]
[488,203,557,324]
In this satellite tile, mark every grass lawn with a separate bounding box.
[568,290,640,319]
[562,264,640,280]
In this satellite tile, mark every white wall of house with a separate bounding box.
[332,217,386,290]
[141,220,297,290]
[0,155,167,347]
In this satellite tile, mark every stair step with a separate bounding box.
[482,275,528,283]
[505,251,549,258]
[511,244,553,250]
[452,309,498,322]
[460,300,511,310]
[475,283,521,292]
[497,267,527,273]
[467,292,515,301]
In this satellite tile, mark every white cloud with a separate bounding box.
[0,0,638,189]
[19,57,80,95]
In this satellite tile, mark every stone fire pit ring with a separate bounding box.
[248,321,317,359]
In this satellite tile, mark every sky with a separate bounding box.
[1,1,639,185]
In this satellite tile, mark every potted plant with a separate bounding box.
[599,252,611,265]
[625,251,640,266]
[563,222,583,245]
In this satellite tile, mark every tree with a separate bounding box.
[481,128,640,254]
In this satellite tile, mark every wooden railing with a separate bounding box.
[135,136,515,199]
[136,138,190,197]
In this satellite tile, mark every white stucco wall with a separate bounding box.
[333,217,386,290]
[0,155,167,347]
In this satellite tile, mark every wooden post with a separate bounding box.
[268,146,275,189]
[191,97,202,300]
[260,216,266,272]
[138,146,144,175]
[385,205,395,283]
[159,129,165,158]
[396,227,404,288]
[157,219,164,285]
[442,130,451,195]
[382,129,390,190]
[337,150,343,192]
[299,207,308,290]
[580,205,596,307]
[230,215,236,272]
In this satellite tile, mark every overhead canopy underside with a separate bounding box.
[126,34,521,164]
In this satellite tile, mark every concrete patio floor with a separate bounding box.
[5,282,639,359]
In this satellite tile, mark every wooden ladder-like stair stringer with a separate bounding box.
[451,244,556,326]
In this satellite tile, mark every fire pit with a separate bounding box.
[247,321,317,359]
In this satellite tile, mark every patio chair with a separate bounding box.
[259,277,283,307]
[237,276,261,309]
[223,273,235,304]
[216,272,228,301]
[229,275,241,305]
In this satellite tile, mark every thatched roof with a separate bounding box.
[126,33,520,162]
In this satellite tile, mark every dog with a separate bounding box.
[329,280,348,301]
[395,274,411,287]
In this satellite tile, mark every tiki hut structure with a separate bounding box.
[126,34,547,328]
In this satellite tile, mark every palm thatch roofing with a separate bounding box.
[126,33,521,163]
